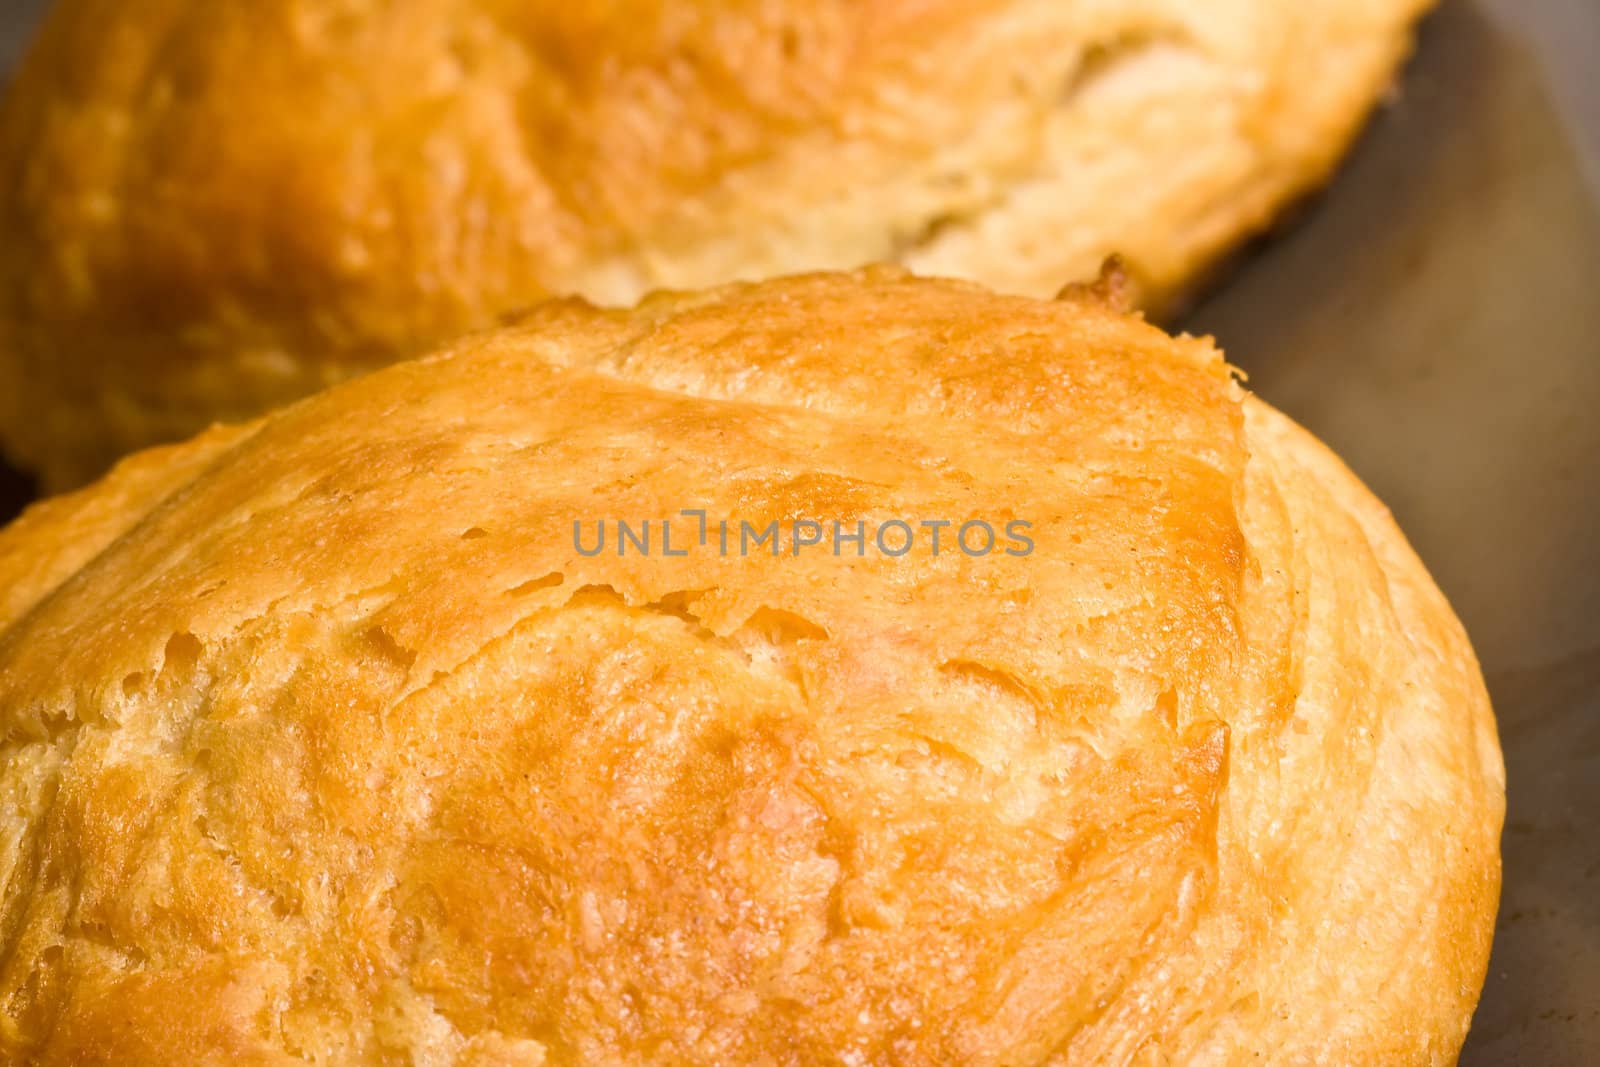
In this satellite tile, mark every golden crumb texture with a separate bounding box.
[0,0,1434,488]
[0,270,1501,1065]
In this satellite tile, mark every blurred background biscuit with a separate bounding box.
[0,0,1432,488]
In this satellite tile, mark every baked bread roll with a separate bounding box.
[0,0,1434,489]
[0,269,1501,1064]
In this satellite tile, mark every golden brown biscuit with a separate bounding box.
[0,270,1501,1064]
[0,0,1434,488]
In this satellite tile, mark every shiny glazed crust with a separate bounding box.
[0,270,1501,1064]
[0,0,1433,487]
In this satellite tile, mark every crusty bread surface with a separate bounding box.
[0,269,1501,1065]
